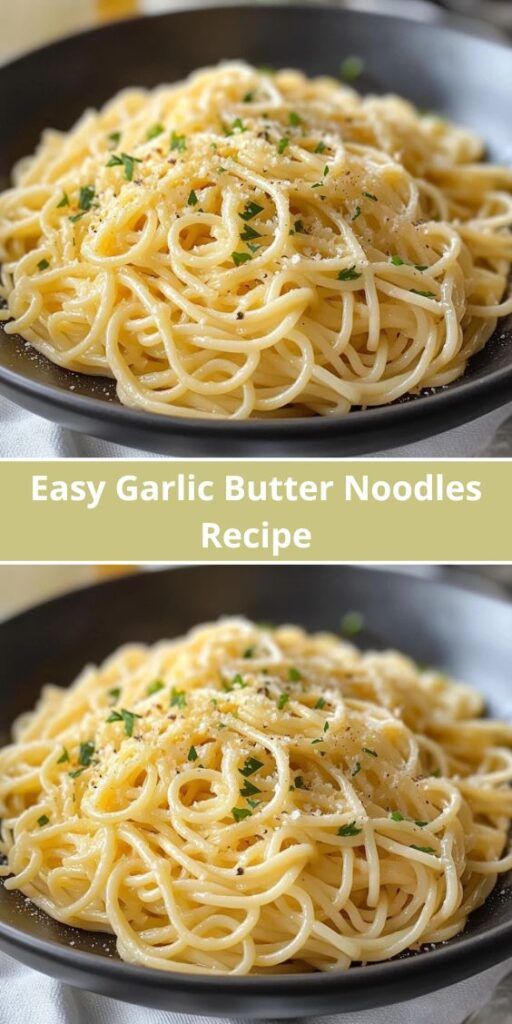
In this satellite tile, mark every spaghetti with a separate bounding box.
[1,618,512,974]
[0,63,511,418]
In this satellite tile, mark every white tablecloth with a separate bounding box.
[0,949,511,1024]
[2,395,511,459]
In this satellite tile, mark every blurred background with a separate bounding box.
[0,565,510,621]
[0,0,511,65]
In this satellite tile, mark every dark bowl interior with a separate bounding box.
[0,5,511,455]
[1,565,512,1015]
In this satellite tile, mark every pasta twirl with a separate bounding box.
[0,63,511,419]
[1,618,512,975]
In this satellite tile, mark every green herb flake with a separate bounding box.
[247,798,260,809]
[432,769,442,778]
[340,56,364,83]
[415,264,428,272]
[239,756,264,778]
[37,259,50,271]
[338,821,362,837]
[188,745,198,762]
[147,680,165,696]
[351,205,361,221]
[57,192,70,208]
[315,697,326,709]
[362,747,378,758]
[108,687,121,704]
[57,748,70,764]
[187,189,199,206]
[277,692,290,710]
[78,185,95,211]
[239,201,264,222]
[415,820,428,828]
[107,130,121,148]
[106,708,141,737]
[314,141,326,154]
[68,767,87,779]
[411,288,436,299]
[323,721,330,733]
[232,251,253,266]
[240,779,261,798]
[37,814,50,827]
[289,111,302,127]
[278,137,290,154]
[78,740,95,767]
[170,687,187,709]
[363,191,378,202]
[390,254,406,266]
[338,265,362,281]
[340,610,364,636]
[147,123,164,141]
[311,738,323,745]
[68,212,86,223]
[390,810,405,822]
[170,131,187,153]
[243,646,255,658]
[288,667,302,682]
[106,152,142,181]
[243,91,254,102]
[240,224,261,242]
[352,761,361,777]
[410,844,436,854]
[323,165,329,177]
[232,806,252,822]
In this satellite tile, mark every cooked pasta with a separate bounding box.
[1,618,512,974]
[0,62,511,419]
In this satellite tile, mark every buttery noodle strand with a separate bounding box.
[1,618,512,974]
[0,63,511,418]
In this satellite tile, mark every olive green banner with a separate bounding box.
[1,460,511,563]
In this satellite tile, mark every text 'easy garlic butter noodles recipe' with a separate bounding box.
[1,618,512,975]
[0,62,511,420]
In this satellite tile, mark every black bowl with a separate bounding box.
[0,4,511,455]
[1,565,512,1015]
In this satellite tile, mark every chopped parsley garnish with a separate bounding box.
[390,255,428,272]
[277,692,290,710]
[243,646,255,658]
[240,201,263,222]
[340,56,364,82]
[147,679,165,696]
[240,224,261,242]
[78,740,95,767]
[338,821,362,837]
[289,111,302,127]
[410,844,435,854]
[247,241,261,253]
[106,152,142,181]
[57,192,69,208]
[295,776,306,789]
[338,266,362,281]
[432,769,442,778]
[415,820,428,828]
[170,687,187,708]
[57,748,70,764]
[68,767,87,779]
[323,165,329,177]
[106,708,142,737]
[314,141,326,154]
[68,212,85,223]
[37,259,50,271]
[232,251,253,266]
[223,673,247,691]
[239,757,263,777]
[187,745,198,762]
[232,806,252,822]
[311,738,323,745]
[294,220,306,234]
[415,264,428,272]
[278,137,290,154]
[390,810,405,821]
[315,697,326,709]
[243,91,254,102]
[352,761,361,777]
[362,747,378,758]
[147,123,164,140]
[391,254,406,266]
[411,288,436,298]
[37,815,50,827]
[170,131,187,152]
[363,191,378,202]
[107,130,121,148]
[351,205,361,221]
[108,687,121,703]
[323,721,330,733]
[78,185,95,211]
[187,189,199,206]
[240,779,261,798]
[288,667,302,682]
[340,610,364,636]
[246,798,260,809]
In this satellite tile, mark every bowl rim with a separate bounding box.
[1,564,512,995]
[0,3,511,444]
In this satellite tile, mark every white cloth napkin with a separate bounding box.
[1,395,511,459]
[0,949,511,1024]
